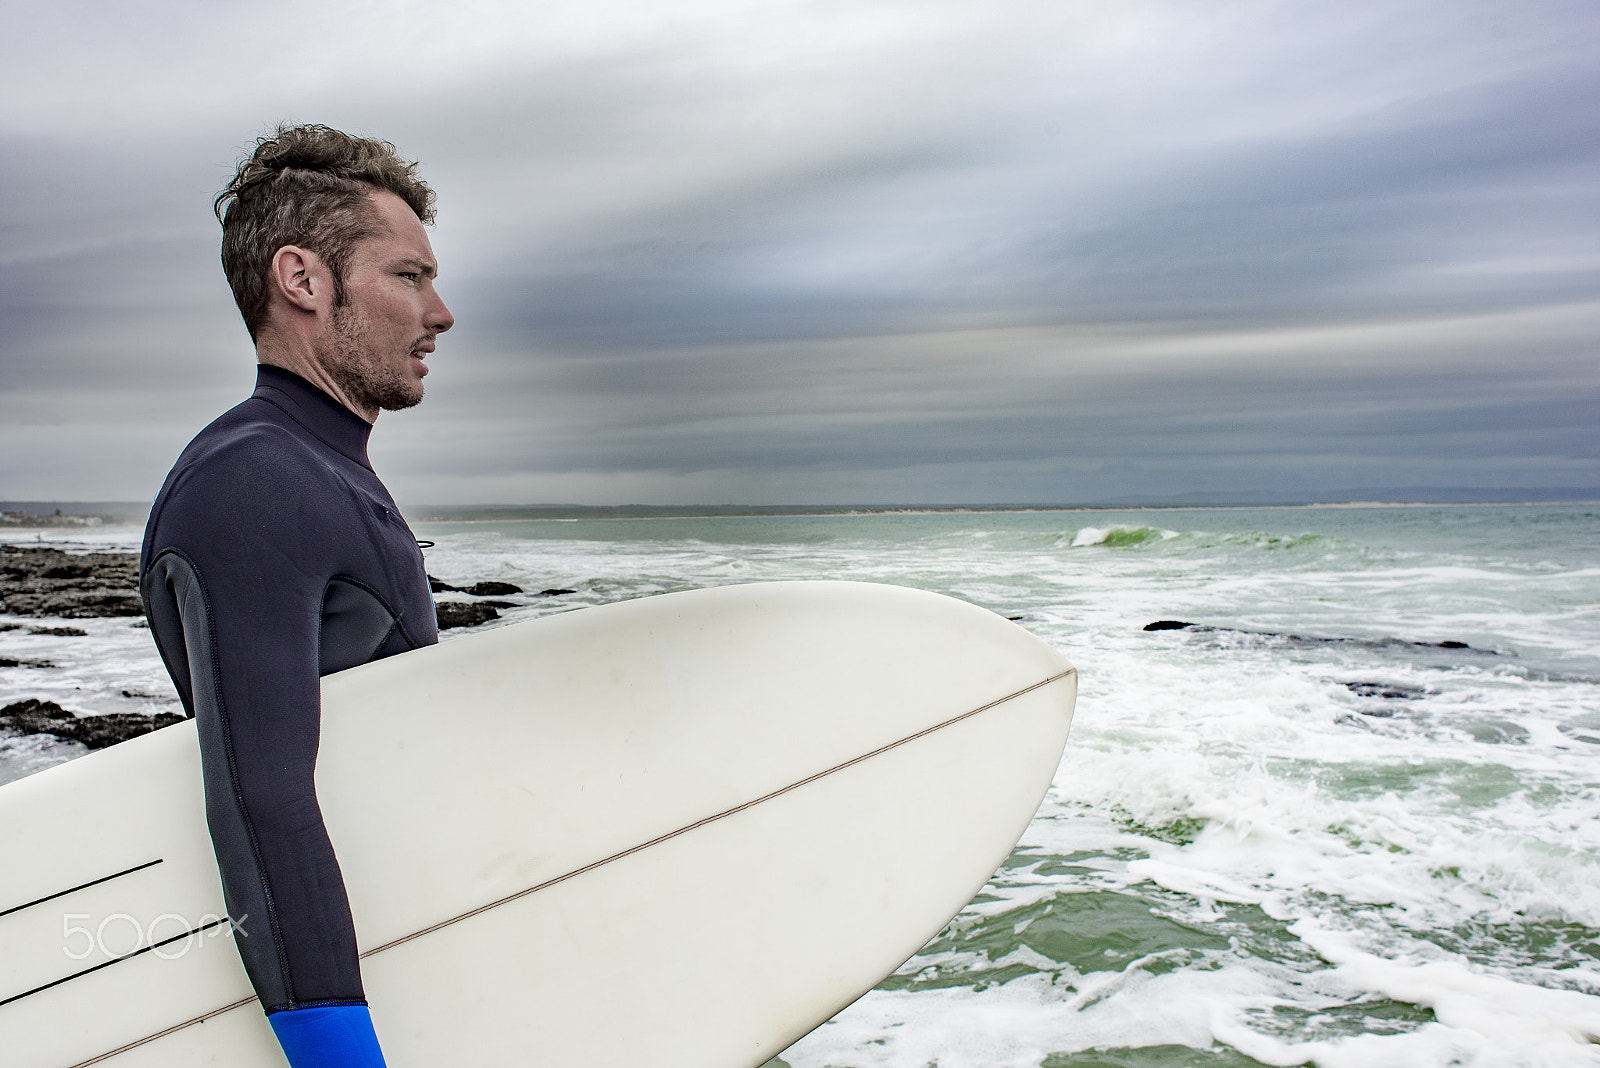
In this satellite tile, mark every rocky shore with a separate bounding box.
[429,576,576,629]
[0,545,143,617]
[0,699,182,749]
[0,544,575,627]
[1,543,577,751]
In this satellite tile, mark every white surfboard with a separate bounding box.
[0,581,1076,1068]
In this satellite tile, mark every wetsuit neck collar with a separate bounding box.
[252,364,374,470]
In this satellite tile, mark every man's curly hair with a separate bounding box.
[216,124,436,341]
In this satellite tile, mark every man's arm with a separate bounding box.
[142,435,385,1067]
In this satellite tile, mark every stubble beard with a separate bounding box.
[319,303,425,414]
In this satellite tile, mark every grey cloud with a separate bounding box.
[461,52,1600,352]
[3,0,1597,504]
[368,309,1598,506]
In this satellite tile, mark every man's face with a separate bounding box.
[315,190,453,418]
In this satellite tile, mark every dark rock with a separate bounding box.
[436,601,500,630]
[4,590,145,617]
[538,588,577,597]
[30,626,88,637]
[477,599,517,609]
[0,545,143,618]
[1344,681,1429,700]
[1142,617,1493,655]
[430,576,529,597]
[0,656,55,669]
[466,581,523,597]
[0,699,183,749]
[0,623,21,631]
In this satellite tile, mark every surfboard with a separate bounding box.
[0,580,1076,1068]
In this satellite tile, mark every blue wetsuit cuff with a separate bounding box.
[267,1004,388,1068]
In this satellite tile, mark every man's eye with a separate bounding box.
[398,272,419,281]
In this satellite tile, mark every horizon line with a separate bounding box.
[5,496,1598,528]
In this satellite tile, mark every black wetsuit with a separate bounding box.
[140,365,437,1034]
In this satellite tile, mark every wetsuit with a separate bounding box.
[140,364,438,1067]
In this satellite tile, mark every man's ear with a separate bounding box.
[269,245,327,313]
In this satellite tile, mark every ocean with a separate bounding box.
[3,504,1598,1066]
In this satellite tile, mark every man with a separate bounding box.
[140,124,453,1068]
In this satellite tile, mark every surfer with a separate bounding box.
[139,124,452,1068]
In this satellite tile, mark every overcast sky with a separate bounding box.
[3,0,1596,506]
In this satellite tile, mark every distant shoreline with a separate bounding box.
[2,498,1594,532]
[405,500,1600,523]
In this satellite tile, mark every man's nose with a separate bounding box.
[428,292,454,334]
